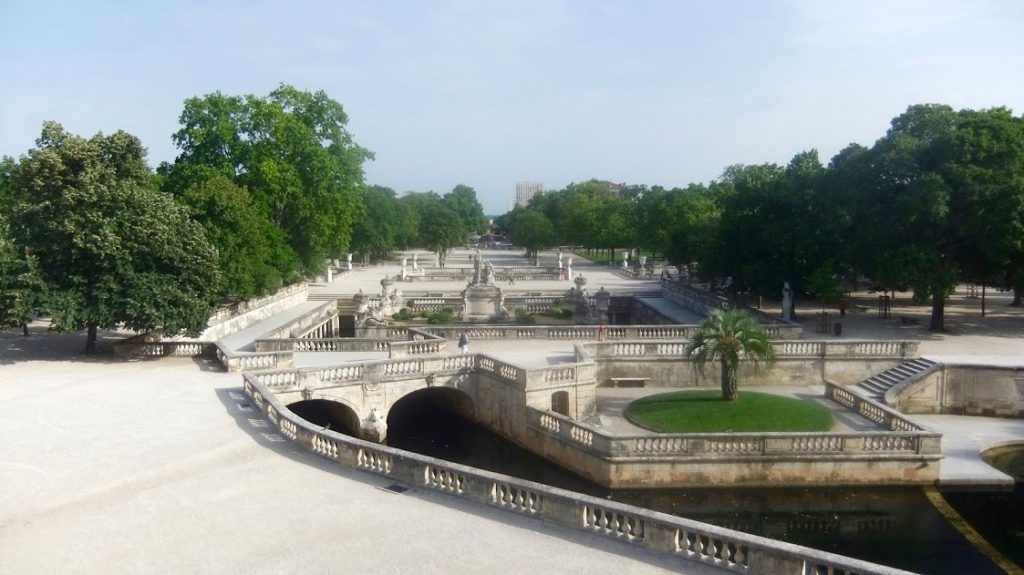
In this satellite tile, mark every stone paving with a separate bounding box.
[0,334,725,575]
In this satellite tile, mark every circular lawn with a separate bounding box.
[625,390,834,433]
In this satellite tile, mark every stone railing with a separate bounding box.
[388,338,449,358]
[242,375,914,575]
[354,326,415,340]
[405,297,462,313]
[260,300,338,340]
[214,342,294,372]
[527,407,941,459]
[200,283,309,341]
[253,338,391,353]
[112,334,216,359]
[419,325,704,341]
[584,340,918,360]
[825,381,936,435]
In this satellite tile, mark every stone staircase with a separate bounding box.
[856,358,939,401]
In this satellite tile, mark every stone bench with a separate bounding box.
[609,377,651,388]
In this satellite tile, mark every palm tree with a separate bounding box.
[685,309,776,401]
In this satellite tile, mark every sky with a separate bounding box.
[2,1,1023,214]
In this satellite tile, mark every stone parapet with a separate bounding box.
[242,374,916,575]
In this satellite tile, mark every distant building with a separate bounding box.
[594,180,626,196]
[515,181,543,207]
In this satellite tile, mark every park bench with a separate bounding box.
[609,377,651,388]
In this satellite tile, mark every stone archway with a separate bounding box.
[286,399,361,437]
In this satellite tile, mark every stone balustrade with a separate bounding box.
[242,374,913,575]
[112,334,216,359]
[660,279,803,333]
[824,382,936,436]
[388,339,449,358]
[254,338,391,353]
[525,407,942,458]
[585,339,918,360]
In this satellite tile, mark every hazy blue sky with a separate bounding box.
[2,1,1023,213]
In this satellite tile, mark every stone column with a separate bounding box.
[566,257,573,279]
[401,258,408,281]
[346,253,353,270]
[326,265,333,283]
[412,253,418,270]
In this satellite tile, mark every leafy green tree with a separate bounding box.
[9,122,221,353]
[443,184,488,235]
[352,185,401,262]
[180,175,296,298]
[685,309,776,401]
[0,211,45,333]
[509,207,556,263]
[416,193,466,261]
[164,85,372,273]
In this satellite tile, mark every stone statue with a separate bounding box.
[473,256,482,284]
[782,282,794,322]
[482,261,494,285]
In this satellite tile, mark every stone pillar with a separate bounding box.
[346,253,353,270]
[326,265,333,283]
[621,252,629,269]
[401,258,408,281]
[412,253,418,270]
[566,257,573,280]
[640,255,647,267]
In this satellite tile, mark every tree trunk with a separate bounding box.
[22,322,29,337]
[85,323,98,354]
[721,357,738,401]
[1012,288,1022,307]
[929,293,945,332]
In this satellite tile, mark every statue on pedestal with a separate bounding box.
[782,281,794,322]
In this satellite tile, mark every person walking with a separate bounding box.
[458,331,469,354]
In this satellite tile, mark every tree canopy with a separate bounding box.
[7,122,221,353]
[161,84,373,280]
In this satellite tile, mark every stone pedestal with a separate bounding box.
[461,284,504,321]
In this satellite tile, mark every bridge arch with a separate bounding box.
[386,386,476,426]
[286,399,361,437]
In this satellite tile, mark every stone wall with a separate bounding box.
[892,364,1024,417]
[200,283,309,341]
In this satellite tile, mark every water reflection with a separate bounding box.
[386,406,1008,574]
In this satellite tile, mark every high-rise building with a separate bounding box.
[515,181,543,208]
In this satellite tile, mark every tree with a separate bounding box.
[509,208,556,263]
[685,309,775,401]
[352,185,401,262]
[443,184,487,235]
[0,211,44,333]
[180,175,296,298]
[417,194,466,261]
[8,122,221,353]
[163,85,373,273]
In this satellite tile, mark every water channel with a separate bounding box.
[383,402,1022,574]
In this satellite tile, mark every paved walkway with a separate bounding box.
[0,342,725,575]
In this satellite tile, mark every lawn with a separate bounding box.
[625,390,834,433]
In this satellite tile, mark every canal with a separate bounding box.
[384,403,1019,574]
